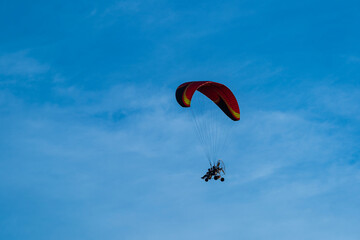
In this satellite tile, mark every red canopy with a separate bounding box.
[176,81,240,121]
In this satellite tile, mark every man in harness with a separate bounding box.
[201,160,225,182]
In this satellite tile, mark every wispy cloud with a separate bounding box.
[346,55,360,63]
[312,85,360,120]
[1,79,360,239]
[105,0,141,14]
[0,51,49,77]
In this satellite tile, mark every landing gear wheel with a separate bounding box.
[205,178,209,182]
[214,176,219,180]
[220,178,224,182]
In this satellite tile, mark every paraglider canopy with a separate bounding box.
[175,81,240,121]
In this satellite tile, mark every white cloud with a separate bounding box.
[0,51,49,77]
[346,55,360,63]
[1,82,360,240]
[312,85,360,120]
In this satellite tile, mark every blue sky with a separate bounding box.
[1,0,360,239]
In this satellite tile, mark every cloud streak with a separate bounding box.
[0,51,49,77]
[1,80,359,239]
